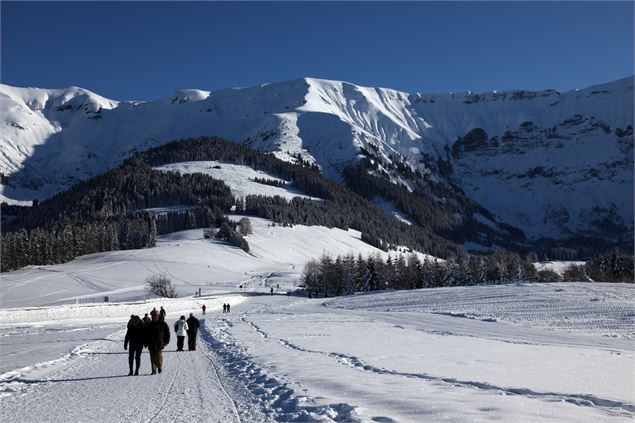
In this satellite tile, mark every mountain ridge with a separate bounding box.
[1,76,632,243]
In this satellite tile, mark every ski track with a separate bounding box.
[0,324,251,422]
[325,284,635,339]
[1,283,631,422]
[196,320,243,423]
[200,316,360,422]
[0,314,358,423]
[239,315,634,419]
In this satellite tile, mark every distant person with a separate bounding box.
[150,307,158,318]
[142,313,151,324]
[159,306,166,321]
[146,311,170,374]
[270,287,274,295]
[222,303,226,313]
[124,315,145,376]
[202,304,206,314]
[174,315,189,352]
[186,313,200,351]
[226,303,230,313]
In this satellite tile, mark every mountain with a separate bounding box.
[1,77,632,244]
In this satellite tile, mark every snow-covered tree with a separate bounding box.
[443,257,458,287]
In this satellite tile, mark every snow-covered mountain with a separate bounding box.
[1,76,632,240]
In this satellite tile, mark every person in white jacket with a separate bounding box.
[174,315,189,351]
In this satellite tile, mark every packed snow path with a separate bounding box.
[0,321,258,423]
[1,283,633,422]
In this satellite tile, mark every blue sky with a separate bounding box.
[2,1,633,100]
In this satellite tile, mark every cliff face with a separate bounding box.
[1,76,632,240]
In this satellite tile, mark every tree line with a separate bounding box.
[303,249,634,298]
[141,137,464,257]
[1,150,237,271]
[3,136,631,273]
[1,216,156,272]
[343,158,525,250]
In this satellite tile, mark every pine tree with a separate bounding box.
[443,257,458,287]
[477,257,487,285]
[514,264,524,283]
[496,259,506,285]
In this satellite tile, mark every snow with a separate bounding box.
[473,212,500,231]
[0,77,633,421]
[325,283,634,339]
[1,76,631,238]
[0,224,633,422]
[142,205,192,215]
[0,217,388,309]
[534,261,587,275]
[1,280,632,421]
[154,160,320,201]
[371,196,415,226]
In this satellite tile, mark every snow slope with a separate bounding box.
[0,214,632,421]
[1,76,632,239]
[0,280,632,422]
[325,283,634,339]
[154,160,320,201]
[0,217,390,309]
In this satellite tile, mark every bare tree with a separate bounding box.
[238,217,253,235]
[145,273,177,298]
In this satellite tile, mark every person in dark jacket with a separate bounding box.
[185,313,200,351]
[142,313,151,324]
[124,315,145,376]
[159,306,166,321]
[146,311,170,374]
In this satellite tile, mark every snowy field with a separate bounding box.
[154,161,321,201]
[325,283,634,338]
[0,217,387,309]
[0,282,632,422]
[0,223,633,421]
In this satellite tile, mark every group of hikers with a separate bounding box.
[124,306,200,376]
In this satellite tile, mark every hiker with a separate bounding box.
[174,315,189,351]
[202,304,206,314]
[186,313,200,351]
[159,306,166,321]
[270,287,274,295]
[142,313,151,324]
[124,315,145,376]
[222,303,227,313]
[150,307,158,318]
[146,310,170,374]
[226,303,231,313]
